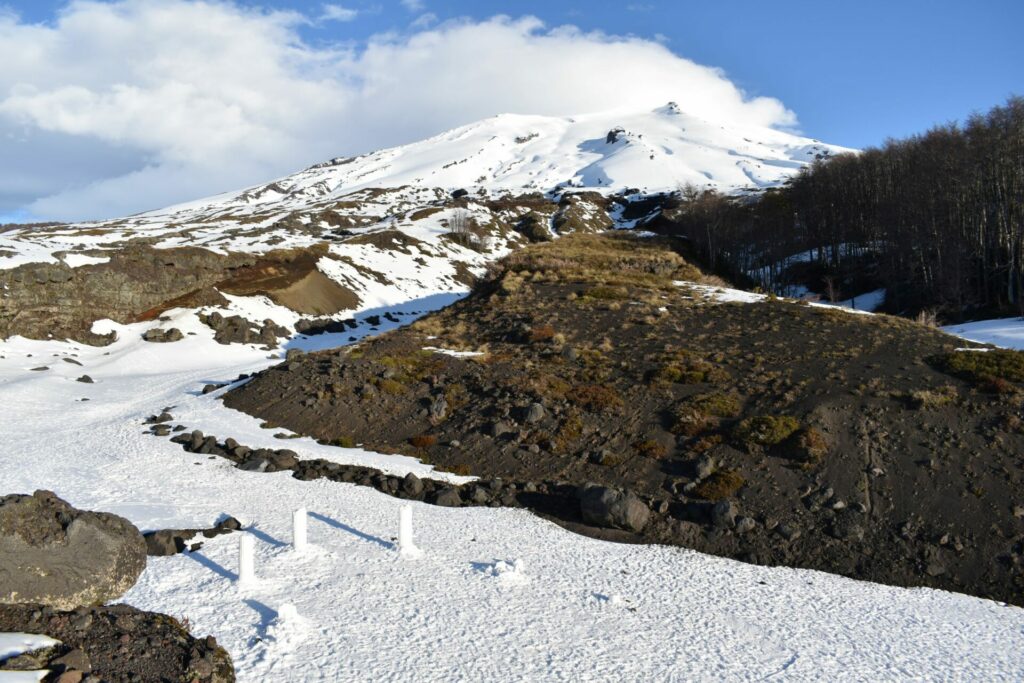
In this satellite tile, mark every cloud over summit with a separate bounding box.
[0,1,797,221]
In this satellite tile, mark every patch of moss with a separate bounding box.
[554,412,584,453]
[733,415,801,447]
[409,434,438,448]
[904,386,958,409]
[633,439,668,459]
[650,349,729,385]
[931,349,1024,384]
[670,406,709,436]
[375,378,407,395]
[584,286,630,300]
[567,384,624,412]
[785,427,829,464]
[691,469,745,501]
[689,392,743,418]
[437,463,473,476]
[528,325,557,343]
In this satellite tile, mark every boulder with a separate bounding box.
[524,402,546,424]
[429,395,449,421]
[579,486,650,533]
[402,473,424,497]
[142,328,183,343]
[711,500,738,529]
[434,488,462,507]
[0,491,147,609]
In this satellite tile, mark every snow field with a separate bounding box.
[0,309,1023,681]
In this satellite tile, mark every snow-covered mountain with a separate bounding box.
[149,101,850,219]
[0,103,852,343]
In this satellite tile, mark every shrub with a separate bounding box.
[633,439,668,459]
[733,415,801,447]
[333,436,356,448]
[905,386,957,409]
[649,350,729,385]
[554,413,584,452]
[438,463,473,476]
[567,384,624,412]
[689,392,743,418]
[670,393,741,436]
[691,469,745,501]
[691,434,723,454]
[786,427,828,464]
[528,325,557,343]
[376,378,406,395]
[670,406,709,436]
[409,434,438,448]
[931,349,1024,384]
[584,286,630,300]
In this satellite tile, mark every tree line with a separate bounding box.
[663,96,1024,321]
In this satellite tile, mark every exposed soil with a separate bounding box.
[225,233,1024,605]
[0,603,234,682]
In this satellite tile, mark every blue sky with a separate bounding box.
[1,1,1021,221]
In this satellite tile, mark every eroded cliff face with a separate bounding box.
[0,186,639,344]
[0,245,352,344]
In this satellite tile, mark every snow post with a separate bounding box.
[399,505,422,558]
[238,533,255,586]
[292,507,308,552]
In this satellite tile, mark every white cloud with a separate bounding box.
[410,12,437,29]
[321,4,359,22]
[0,2,797,221]
[400,0,425,12]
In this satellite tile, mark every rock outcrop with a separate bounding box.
[0,491,147,610]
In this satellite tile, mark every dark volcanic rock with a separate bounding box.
[434,488,462,507]
[0,602,234,682]
[0,491,147,609]
[142,327,184,343]
[200,312,290,348]
[579,486,650,533]
[143,516,241,557]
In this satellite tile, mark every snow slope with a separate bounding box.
[0,306,1021,681]
[942,318,1024,351]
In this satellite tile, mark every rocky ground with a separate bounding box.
[224,233,1024,606]
[0,491,234,681]
[0,603,233,682]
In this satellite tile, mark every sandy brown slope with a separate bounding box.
[225,233,1024,605]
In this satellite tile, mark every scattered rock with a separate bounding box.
[143,516,241,557]
[524,402,546,424]
[694,454,716,480]
[735,516,757,534]
[141,328,184,343]
[711,500,738,529]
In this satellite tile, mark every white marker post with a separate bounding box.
[398,505,421,558]
[238,533,255,587]
[292,508,308,552]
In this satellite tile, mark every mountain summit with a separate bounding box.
[156,102,851,219]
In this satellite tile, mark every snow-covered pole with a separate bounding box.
[398,505,421,558]
[292,508,308,552]
[238,533,255,586]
